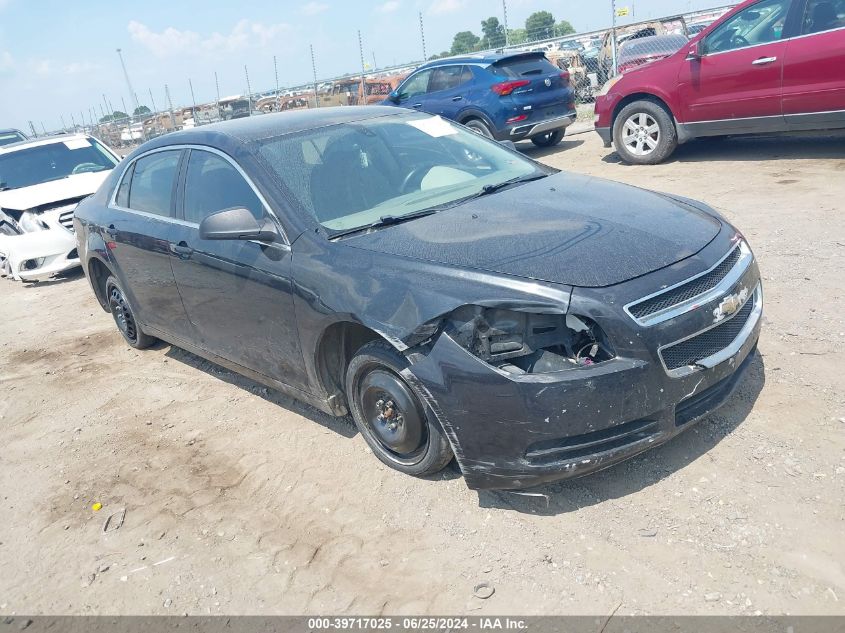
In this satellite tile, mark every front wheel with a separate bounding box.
[613,100,678,165]
[106,275,156,349]
[530,129,564,147]
[345,341,453,477]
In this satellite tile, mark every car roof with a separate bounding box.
[0,133,94,154]
[415,51,545,70]
[139,106,409,152]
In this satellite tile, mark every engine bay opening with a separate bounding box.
[444,306,614,375]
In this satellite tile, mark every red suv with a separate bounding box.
[594,0,845,164]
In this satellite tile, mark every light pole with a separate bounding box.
[116,49,140,116]
[419,12,427,60]
[611,0,619,77]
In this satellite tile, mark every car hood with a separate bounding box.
[344,171,721,287]
[0,171,110,211]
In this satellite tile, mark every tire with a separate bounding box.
[463,118,493,139]
[345,340,453,477]
[612,99,678,165]
[105,275,156,349]
[530,129,564,147]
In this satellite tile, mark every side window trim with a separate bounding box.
[107,144,289,245]
[798,0,845,35]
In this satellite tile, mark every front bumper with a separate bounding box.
[0,230,80,281]
[407,239,762,490]
[506,111,577,140]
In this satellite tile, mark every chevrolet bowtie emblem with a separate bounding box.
[713,287,749,323]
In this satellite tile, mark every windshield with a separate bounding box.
[0,137,118,190]
[257,113,544,236]
[0,131,26,147]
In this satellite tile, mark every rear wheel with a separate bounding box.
[345,341,453,477]
[463,118,493,138]
[530,129,564,147]
[106,275,156,349]
[613,100,678,165]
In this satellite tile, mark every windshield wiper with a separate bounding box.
[330,209,438,239]
[477,173,549,196]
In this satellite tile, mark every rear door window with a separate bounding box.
[127,150,181,217]
[491,55,560,78]
[801,0,845,33]
[428,66,472,92]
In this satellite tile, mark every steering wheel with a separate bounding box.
[72,162,100,175]
[400,165,433,194]
[732,34,750,48]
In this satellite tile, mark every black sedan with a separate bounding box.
[74,107,762,490]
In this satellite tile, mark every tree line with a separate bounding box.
[431,11,576,59]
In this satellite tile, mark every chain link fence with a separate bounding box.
[48,4,735,148]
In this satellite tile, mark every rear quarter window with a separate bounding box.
[491,56,560,78]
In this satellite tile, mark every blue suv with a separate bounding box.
[384,52,577,147]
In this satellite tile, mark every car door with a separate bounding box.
[423,65,475,120]
[166,148,309,391]
[676,0,795,134]
[782,0,845,129]
[394,69,435,113]
[107,149,193,339]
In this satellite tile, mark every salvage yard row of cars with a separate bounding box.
[0,0,841,488]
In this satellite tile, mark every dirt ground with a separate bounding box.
[1,131,844,617]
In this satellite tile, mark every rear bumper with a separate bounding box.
[506,111,577,140]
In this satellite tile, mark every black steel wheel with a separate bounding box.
[346,340,453,476]
[530,129,564,147]
[105,275,155,349]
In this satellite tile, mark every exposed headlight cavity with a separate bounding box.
[445,306,614,375]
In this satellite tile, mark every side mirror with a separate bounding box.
[199,207,278,242]
[388,90,401,103]
[686,41,702,60]
[498,140,517,151]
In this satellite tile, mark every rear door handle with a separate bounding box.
[106,224,117,237]
[412,103,423,108]
[752,56,777,65]
[170,241,193,258]
[451,96,463,101]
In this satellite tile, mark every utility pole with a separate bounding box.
[40,122,47,135]
[611,0,619,77]
[274,55,280,111]
[116,49,140,115]
[244,65,252,115]
[419,12,427,60]
[102,94,110,120]
[372,51,377,71]
[502,0,510,47]
[214,71,222,121]
[310,44,319,107]
[70,113,77,131]
[60,115,67,132]
[188,78,197,124]
[358,30,366,105]
[164,84,174,130]
[28,121,37,137]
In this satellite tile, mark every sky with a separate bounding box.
[0,0,733,132]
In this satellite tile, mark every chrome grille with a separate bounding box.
[660,295,755,371]
[630,246,741,319]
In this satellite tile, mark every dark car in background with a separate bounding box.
[0,129,28,147]
[617,34,690,73]
[75,107,762,490]
[595,0,845,164]
[384,52,577,147]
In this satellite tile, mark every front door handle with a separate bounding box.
[106,224,117,237]
[451,96,463,101]
[412,103,423,108]
[170,241,193,259]
[752,56,777,65]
